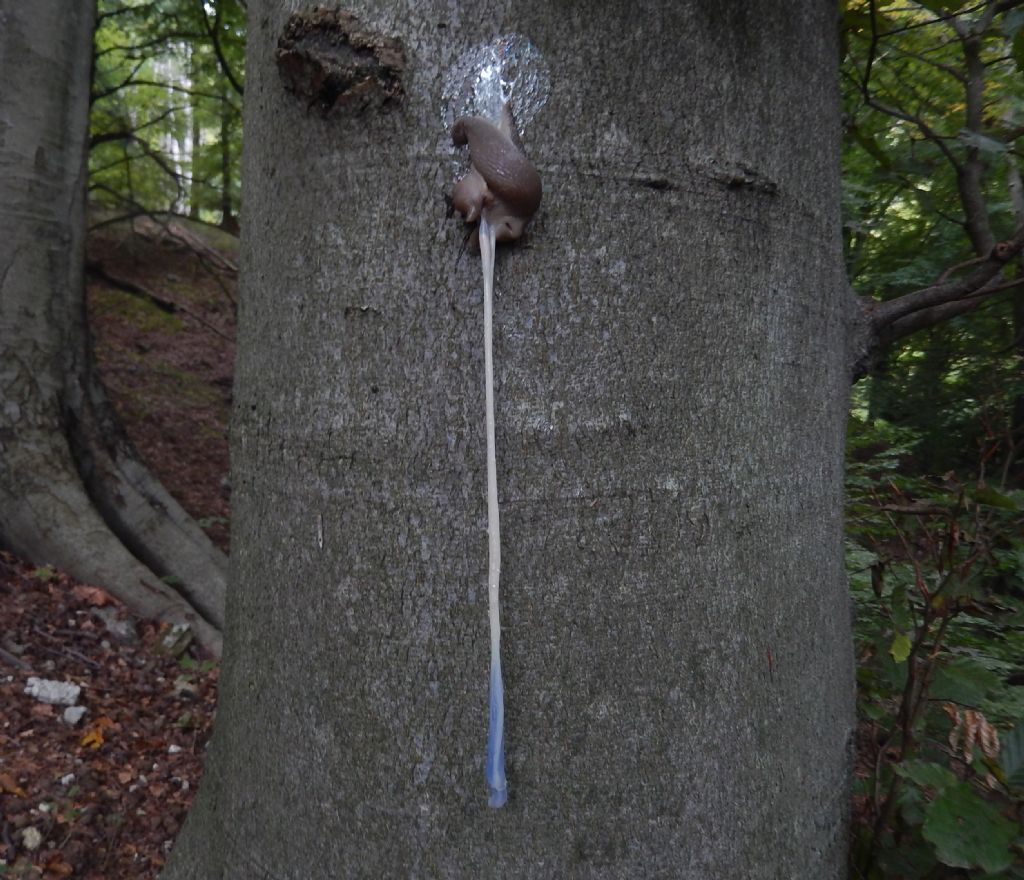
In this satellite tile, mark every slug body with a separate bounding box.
[451,104,542,242]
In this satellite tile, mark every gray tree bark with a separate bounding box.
[0,0,226,653]
[166,1,855,876]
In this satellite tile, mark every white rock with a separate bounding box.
[21,826,42,851]
[93,607,137,643]
[24,677,80,706]
[62,705,87,726]
[60,774,76,786]
[168,744,183,754]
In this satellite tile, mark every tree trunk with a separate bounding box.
[189,48,203,221]
[219,83,237,233]
[0,0,226,654]
[166,1,855,876]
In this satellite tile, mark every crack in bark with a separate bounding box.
[0,245,23,297]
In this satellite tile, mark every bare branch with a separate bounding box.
[96,2,161,24]
[869,225,1024,331]
[954,30,997,253]
[197,0,244,97]
[874,2,983,37]
[937,253,986,282]
[89,106,184,148]
[93,78,233,103]
[880,276,1022,342]
[857,81,963,171]
[91,57,147,103]
[94,31,205,60]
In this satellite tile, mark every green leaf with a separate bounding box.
[970,485,1020,511]
[860,700,890,722]
[1000,719,1024,789]
[891,632,913,662]
[930,657,1000,706]
[897,782,929,827]
[1014,30,1024,74]
[895,759,958,792]
[921,782,1018,873]
[942,569,986,602]
[876,837,939,877]
[891,582,912,631]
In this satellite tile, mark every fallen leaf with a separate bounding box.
[0,771,26,797]
[42,852,74,877]
[47,866,74,879]
[80,726,105,749]
[72,584,113,606]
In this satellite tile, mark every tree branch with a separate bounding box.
[197,0,244,97]
[91,58,147,104]
[850,227,1024,378]
[89,105,184,148]
[869,225,1024,331]
[93,78,232,103]
[880,275,1022,343]
[953,27,997,253]
[94,31,205,60]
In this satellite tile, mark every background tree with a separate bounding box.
[0,0,226,653]
[90,0,245,227]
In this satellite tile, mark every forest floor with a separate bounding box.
[0,216,235,878]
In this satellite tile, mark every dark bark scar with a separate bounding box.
[275,7,405,116]
[710,162,779,196]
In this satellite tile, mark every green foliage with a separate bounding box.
[1002,721,1024,788]
[177,654,216,674]
[922,783,1017,873]
[844,17,1024,860]
[90,0,245,226]
[842,1,1024,476]
[848,416,1024,878]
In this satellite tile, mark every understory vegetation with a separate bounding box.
[847,418,1024,876]
[843,0,1024,873]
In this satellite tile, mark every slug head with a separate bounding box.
[451,110,541,243]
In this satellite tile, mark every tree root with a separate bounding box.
[0,423,222,655]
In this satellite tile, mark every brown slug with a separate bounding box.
[451,104,542,243]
